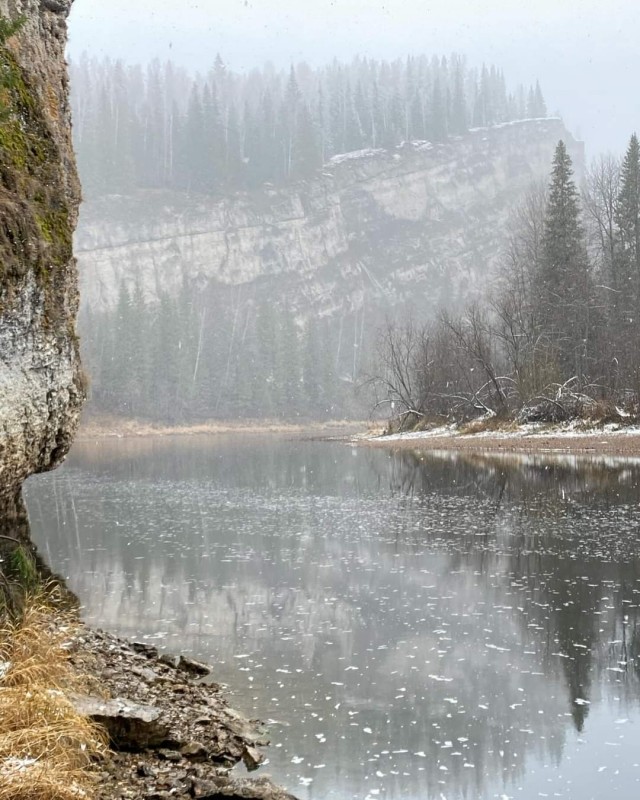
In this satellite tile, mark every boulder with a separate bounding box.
[74,696,170,751]
[178,655,212,677]
[190,775,299,800]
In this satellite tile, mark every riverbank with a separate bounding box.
[76,414,640,456]
[356,421,640,456]
[0,592,297,800]
[73,627,297,800]
[76,414,363,441]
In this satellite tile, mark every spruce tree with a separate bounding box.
[537,140,594,378]
[615,133,640,294]
[609,133,640,382]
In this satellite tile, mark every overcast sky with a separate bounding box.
[68,0,638,157]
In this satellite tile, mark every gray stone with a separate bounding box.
[74,696,170,751]
[190,775,300,800]
[132,665,161,683]
[242,745,264,771]
[178,655,211,677]
[180,741,208,762]
[0,0,83,509]
[132,642,159,659]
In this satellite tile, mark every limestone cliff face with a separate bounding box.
[77,119,582,321]
[0,0,82,507]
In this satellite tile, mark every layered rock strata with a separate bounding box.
[77,119,583,322]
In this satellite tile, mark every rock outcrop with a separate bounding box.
[0,0,83,515]
[74,627,299,800]
[77,119,583,323]
[0,7,300,798]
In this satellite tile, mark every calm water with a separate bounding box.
[23,436,640,800]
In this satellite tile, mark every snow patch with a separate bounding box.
[329,148,386,165]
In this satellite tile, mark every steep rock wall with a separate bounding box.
[77,119,582,321]
[0,0,82,512]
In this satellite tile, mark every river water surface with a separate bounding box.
[23,435,640,799]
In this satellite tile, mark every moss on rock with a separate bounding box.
[0,23,73,323]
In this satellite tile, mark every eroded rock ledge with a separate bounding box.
[0,0,84,510]
[72,627,299,800]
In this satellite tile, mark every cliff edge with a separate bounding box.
[77,118,583,322]
[0,0,82,516]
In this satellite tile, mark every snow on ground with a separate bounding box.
[368,421,640,444]
[329,148,386,165]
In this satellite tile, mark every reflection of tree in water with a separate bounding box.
[391,449,640,732]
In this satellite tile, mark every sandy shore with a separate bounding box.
[357,425,640,457]
[76,414,363,441]
[76,414,640,457]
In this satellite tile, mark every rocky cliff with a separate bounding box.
[0,0,82,520]
[77,118,583,322]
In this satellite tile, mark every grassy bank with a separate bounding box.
[0,590,107,800]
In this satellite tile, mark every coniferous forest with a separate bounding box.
[73,49,640,429]
[71,53,547,199]
[72,52,551,423]
[74,53,556,423]
[82,134,640,426]
[80,290,366,422]
[371,135,640,429]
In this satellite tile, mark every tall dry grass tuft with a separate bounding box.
[0,588,108,800]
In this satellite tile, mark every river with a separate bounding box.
[23,434,640,800]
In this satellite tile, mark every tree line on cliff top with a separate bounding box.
[370,135,640,429]
[70,52,547,198]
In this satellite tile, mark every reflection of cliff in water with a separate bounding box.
[23,437,640,799]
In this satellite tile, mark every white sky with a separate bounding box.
[68,0,639,156]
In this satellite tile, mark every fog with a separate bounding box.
[68,0,638,156]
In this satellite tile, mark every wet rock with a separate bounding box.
[242,745,263,772]
[133,642,159,659]
[178,655,211,677]
[190,775,299,800]
[74,696,170,751]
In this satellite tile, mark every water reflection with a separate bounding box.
[24,437,640,799]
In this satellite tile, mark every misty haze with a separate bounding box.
[1,1,639,799]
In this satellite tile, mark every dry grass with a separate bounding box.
[0,590,108,800]
[77,412,364,440]
[458,414,518,435]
